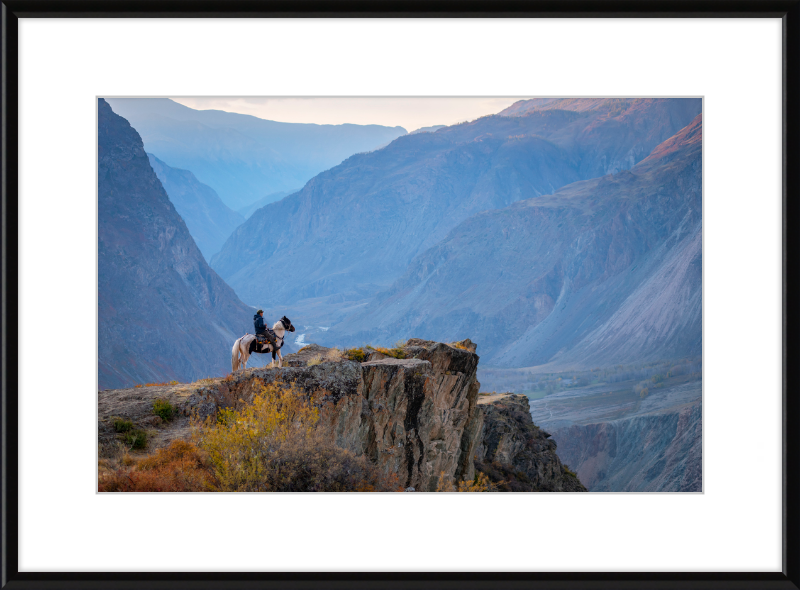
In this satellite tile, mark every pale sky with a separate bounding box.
[170,97,531,133]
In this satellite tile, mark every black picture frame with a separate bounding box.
[1,2,796,589]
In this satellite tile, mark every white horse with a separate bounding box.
[231,316,296,371]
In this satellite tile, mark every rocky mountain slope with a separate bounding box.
[98,339,586,492]
[237,188,300,219]
[105,98,407,209]
[98,99,263,389]
[328,115,702,369]
[147,154,244,260]
[210,99,700,328]
[528,374,702,492]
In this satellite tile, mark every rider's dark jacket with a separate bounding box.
[253,314,268,335]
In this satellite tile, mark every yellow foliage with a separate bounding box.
[436,471,496,492]
[194,383,319,491]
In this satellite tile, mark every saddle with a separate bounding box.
[255,329,277,346]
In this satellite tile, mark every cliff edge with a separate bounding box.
[99,339,585,492]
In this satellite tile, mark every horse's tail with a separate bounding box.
[231,337,241,372]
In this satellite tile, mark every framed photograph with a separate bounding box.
[2,1,796,588]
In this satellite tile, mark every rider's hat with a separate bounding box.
[256,309,263,314]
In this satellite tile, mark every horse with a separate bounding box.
[231,316,296,371]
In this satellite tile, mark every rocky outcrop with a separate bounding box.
[475,393,587,492]
[99,339,586,492]
[101,339,480,491]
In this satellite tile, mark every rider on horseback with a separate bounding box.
[254,310,278,350]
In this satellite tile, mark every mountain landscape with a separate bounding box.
[237,188,300,219]
[98,99,265,390]
[331,114,702,369]
[98,97,702,492]
[105,98,407,210]
[210,98,701,339]
[147,154,244,260]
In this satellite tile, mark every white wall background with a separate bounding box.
[17,18,782,572]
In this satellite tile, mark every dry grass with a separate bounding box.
[307,355,323,366]
[99,440,214,492]
[325,348,345,362]
[134,381,180,388]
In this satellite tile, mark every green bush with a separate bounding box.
[124,429,148,449]
[152,398,175,422]
[113,418,133,433]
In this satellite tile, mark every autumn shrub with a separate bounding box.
[124,429,147,449]
[152,398,176,422]
[563,465,578,479]
[99,440,214,492]
[194,382,399,492]
[374,346,406,359]
[436,471,497,492]
[113,418,133,433]
[343,347,367,362]
[307,354,323,366]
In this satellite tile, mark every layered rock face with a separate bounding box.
[538,380,702,492]
[98,99,263,389]
[100,339,585,492]
[180,339,481,491]
[475,393,587,492]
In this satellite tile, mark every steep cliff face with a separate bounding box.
[475,393,587,492]
[98,339,585,492]
[529,376,702,492]
[98,99,263,389]
[147,154,244,260]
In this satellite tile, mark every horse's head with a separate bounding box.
[281,316,296,332]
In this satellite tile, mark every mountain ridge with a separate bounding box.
[322,114,702,369]
[147,154,244,260]
[106,98,407,209]
[98,99,264,389]
[211,99,701,328]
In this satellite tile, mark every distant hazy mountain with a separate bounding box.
[331,115,703,368]
[409,125,446,135]
[105,98,407,210]
[147,154,244,260]
[98,99,263,389]
[211,98,701,328]
[237,188,301,220]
